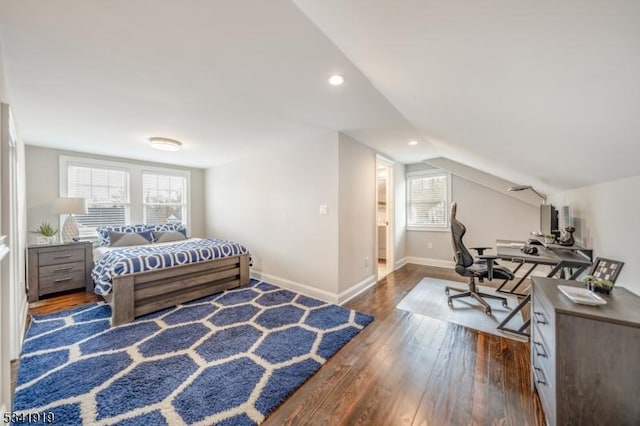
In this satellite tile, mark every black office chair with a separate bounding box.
[445,202,514,315]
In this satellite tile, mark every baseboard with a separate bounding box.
[250,270,339,304]
[338,274,377,305]
[405,256,455,269]
[394,257,407,270]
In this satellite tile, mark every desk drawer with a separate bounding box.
[39,248,85,266]
[39,271,86,294]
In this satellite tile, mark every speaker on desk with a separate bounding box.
[540,204,558,235]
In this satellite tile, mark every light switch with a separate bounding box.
[319,205,328,215]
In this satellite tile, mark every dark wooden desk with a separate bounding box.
[494,240,592,338]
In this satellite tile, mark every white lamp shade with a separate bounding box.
[52,197,88,215]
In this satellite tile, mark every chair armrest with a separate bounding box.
[469,246,492,255]
[478,255,497,280]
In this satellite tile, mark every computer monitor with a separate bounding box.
[540,204,558,235]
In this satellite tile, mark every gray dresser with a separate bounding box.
[531,277,640,426]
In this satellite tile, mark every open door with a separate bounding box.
[376,156,394,280]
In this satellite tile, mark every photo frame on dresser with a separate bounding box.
[588,257,625,283]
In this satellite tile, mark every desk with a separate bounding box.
[494,240,592,338]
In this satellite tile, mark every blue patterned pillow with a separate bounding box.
[96,225,148,246]
[145,222,188,237]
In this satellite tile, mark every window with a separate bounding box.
[407,170,450,230]
[60,155,191,239]
[68,165,130,237]
[143,173,187,224]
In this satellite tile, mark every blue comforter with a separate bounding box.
[92,239,249,296]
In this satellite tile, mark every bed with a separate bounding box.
[92,225,250,326]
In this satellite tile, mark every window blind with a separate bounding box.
[142,173,187,225]
[68,165,130,235]
[407,172,448,228]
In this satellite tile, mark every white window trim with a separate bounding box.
[59,155,191,232]
[406,169,451,232]
[142,170,189,225]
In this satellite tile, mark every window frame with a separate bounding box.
[142,170,188,225]
[406,169,451,232]
[59,155,191,238]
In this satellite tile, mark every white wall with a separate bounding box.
[25,145,206,242]
[338,133,376,293]
[552,175,640,295]
[205,132,340,299]
[406,163,538,265]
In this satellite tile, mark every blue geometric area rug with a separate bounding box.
[13,279,374,425]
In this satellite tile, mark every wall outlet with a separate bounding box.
[428,242,433,249]
[364,256,369,267]
[319,204,328,215]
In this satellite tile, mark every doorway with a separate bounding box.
[376,156,394,280]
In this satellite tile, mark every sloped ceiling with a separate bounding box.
[294,0,640,192]
[0,0,430,168]
[1,1,639,192]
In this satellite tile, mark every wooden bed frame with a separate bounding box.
[104,253,250,326]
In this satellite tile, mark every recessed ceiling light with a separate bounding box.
[408,140,419,146]
[149,137,182,151]
[328,75,344,86]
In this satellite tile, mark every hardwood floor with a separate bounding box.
[13,264,545,425]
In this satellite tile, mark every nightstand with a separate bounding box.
[27,241,93,302]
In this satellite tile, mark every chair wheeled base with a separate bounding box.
[445,280,508,315]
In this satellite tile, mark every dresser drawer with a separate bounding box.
[531,321,555,391]
[532,354,555,426]
[39,248,85,266]
[39,271,86,294]
[39,261,86,278]
[532,293,555,348]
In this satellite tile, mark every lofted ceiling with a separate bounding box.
[1,1,639,192]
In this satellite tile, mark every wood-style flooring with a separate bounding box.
[13,264,545,425]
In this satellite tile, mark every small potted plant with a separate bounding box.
[584,275,615,294]
[544,234,556,244]
[31,222,58,244]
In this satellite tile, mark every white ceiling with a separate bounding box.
[1,1,639,192]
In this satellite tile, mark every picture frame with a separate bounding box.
[588,257,625,283]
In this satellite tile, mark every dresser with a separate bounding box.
[27,241,93,302]
[531,277,640,426]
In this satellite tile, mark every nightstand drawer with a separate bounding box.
[39,262,86,278]
[39,248,85,266]
[39,271,86,294]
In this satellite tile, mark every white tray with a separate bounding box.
[558,285,607,306]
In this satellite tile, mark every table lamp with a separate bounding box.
[52,197,88,243]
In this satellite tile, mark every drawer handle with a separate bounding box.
[53,255,73,259]
[533,311,547,325]
[533,341,547,358]
[534,367,547,385]
[54,267,73,272]
[54,277,73,283]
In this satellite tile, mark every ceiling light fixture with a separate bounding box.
[328,75,344,86]
[149,137,182,152]
[408,140,419,146]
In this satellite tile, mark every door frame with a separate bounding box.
[375,155,395,280]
